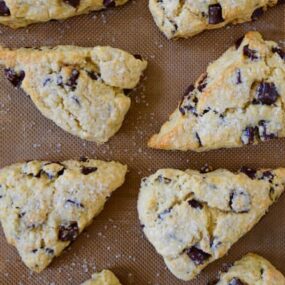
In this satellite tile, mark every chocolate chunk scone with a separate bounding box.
[149,32,285,151]
[0,0,128,28]
[0,159,127,272]
[138,167,285,280]
[81,270,122,285]
[149,0,284,39]
[210,253,285,285]
[0,46,147,143]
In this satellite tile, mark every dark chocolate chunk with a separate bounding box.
[18,212,26,218]
[0,0,10,16]
[63,0,80,8]
[272,47,285,60]
[188,199,203,209]
[229,278,245,285]
[32,249,38,253]
[45,248,54,255]
[184,84,195,96]
[103,0,115,8]
[158,208,172,220]
[255,82,279,105]
[87,71,100,80]
[155,175,172,184]
[197,74,207,92]
[239,166,256,179]
[208,4,224,24]
[196,132,202,147]
[230,190,251,213]
[58,222,79,242]
[79,156,89,162]
[123,89,132,95]
[236,69,242,84]
[81,167,98,175]
[235,36,244,49]
[221,262,233,273]
[43,78,52,86]
[4,69,25,87]
[66,69,80,91]
[262,171,274,182]
[185,246,211,265]
[243,45,258,60]
[258,120,277,141]
[251,7,264,21]
[241,126,257,145]
[133,54,143,60]
[66,199,84,208]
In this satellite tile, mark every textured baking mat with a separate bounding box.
[0,2,285,284]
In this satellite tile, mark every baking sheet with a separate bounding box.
[0,1,284,284]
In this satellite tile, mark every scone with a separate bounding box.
[0,0,128,28]
[81,270,122,285]
[149,32,285,151]
[0,46,147,143]
[149,0,284,39]
[210,253,285,285]
[0,159,127,272]
[137,166,285,281]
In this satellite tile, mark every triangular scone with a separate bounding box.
[149,0,283,39]
[0,159,127,272]
[138,166,285,281]
[212,253,285,285]
[0,0,128,28]
[81,270,122,285]
[0,46,147,143]
[148,32,285,151]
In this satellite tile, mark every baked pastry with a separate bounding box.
[0,45,147,143]
[210,253,285,285]
[0,159,127,272]
[149,0,284,39]
[148,32,285,151]
[0,0,128,28]
[81,270,122,285]
[138,166,285,281]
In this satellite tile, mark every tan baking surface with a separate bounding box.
[0,2,284,284]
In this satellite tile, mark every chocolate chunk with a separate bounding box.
[196,132,202,147]
[45,248,54,255]
[258,120,277,141]
[32,249,38,253]
[235,36,244,49]
[66,199,84,208]
[256,82,279,105]
[58,222,79,242]
[0,0,10,16]
[81,167,98,175]
[185,246,211,265]
[240,166,256,179]
[4,69,25,87]
[158,208,172,220]
[262,171,274,182]
[66,69,79,90]
[251,7,264,21]
[188,199,203,209]
[221,262,233,273]
[18,212,26,218]
[103,0,115,8]
[272,47,285,60]
[133,54,143,60]
[155,175,172,184]
[208,4,224,24]
[63,0,80,8]
[43,78,52,86]
[230,189,251,213]
[243,45,258,60]
[229,278,245,285]
[123,89,132,95]
[183,84,195,96]
[241,126,257,145]
[197,74,207,92]
[79,156,89,162]
[200,164,213,174]
[87,71,100,80]
[236,69,242,84]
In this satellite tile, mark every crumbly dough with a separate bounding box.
[212,253,285,285]
[0,45,147,143]
[81,270,122,285]
[149,0,282,39]
[138,166,285,280]
[148,32,285,151]
[0,0,129,28]
[0,159,127,272]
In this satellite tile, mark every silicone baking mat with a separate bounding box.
[0,2,284,284]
